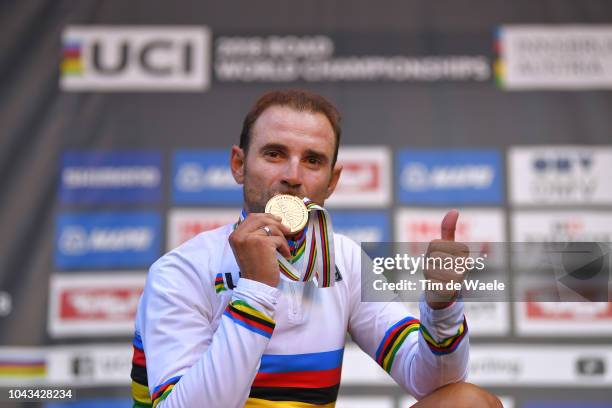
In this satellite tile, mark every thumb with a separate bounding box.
[441,209,459,241]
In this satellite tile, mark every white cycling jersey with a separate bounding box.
[131,223,468,408]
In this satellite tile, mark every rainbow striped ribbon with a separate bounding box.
[238,197,336,288]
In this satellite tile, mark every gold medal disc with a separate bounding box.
[265,194,309,233]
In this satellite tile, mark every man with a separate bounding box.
[131,89,501,407]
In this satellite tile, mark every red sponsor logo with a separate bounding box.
[336,162,379,192]
[404,220,470,242]
[60,287,142,321]
[177,220,226,244]
[525,290,612,320]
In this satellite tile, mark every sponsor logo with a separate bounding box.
[395,208,506,242]
[526,301,612,320]
[496,25,612,90]
[326,147,391,208]
[395,208,506,272]
[46,345,132,385]
[396,150,503,204]
[60,26,210,91]
[172,150,241,204]
[469,354,523,381]
[330,211,390,244]
[69,352,130,380]
[59,151,162,204]
[576,357,606,377]
[54,212,161,270]
[511,211,612,243]
[49,274,145,337]
[509,147,612,205]
[513,211,612,335]
[470,345,612,386]
[167,208,239,250]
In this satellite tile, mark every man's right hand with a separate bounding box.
[228,213,292,288]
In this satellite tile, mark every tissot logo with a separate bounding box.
[60,26,211,91]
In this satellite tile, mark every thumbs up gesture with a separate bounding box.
[424,209,470,309]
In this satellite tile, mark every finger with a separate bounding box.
[267,235,292,259]
[257,223,287,240]
[239,213,291,235]
[441,209,459,241]
[427,240,470,257]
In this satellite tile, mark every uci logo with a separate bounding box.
[60,26,211,91]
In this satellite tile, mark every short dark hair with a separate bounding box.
[239,89,342,165]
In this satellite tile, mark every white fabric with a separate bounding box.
[134,223,469,407]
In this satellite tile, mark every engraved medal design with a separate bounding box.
[265,194,309,233]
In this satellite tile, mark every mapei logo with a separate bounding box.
[509,147,612,205]
[396,149,503,204]
[60,26,211,91]
[54,212,161,269]
[172,150,241,204]
[59,151,162,204]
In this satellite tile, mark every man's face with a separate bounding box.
[230,105,342,213]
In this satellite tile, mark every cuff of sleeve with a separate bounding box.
[233,278,281,318]
[419,297,465,341]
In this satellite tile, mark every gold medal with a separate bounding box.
[265,194,309,233]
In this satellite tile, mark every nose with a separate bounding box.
[281,157,303,190]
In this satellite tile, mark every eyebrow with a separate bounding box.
[259,143,330,164]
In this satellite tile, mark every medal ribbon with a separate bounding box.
[237,198,336,288]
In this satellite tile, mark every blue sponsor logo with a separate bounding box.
[59,151,162,204]
[54,212,161,270]
[396,149,503,204]
[331,211,390,243]
[172,150,242,204]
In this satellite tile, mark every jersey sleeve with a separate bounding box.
[138,250,280,408]
[345,239,469,400]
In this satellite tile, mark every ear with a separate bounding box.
[230,145,245,185]
[325,163,343,199]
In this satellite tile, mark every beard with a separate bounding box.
[241,162,330,213]
[243,184,305,214]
